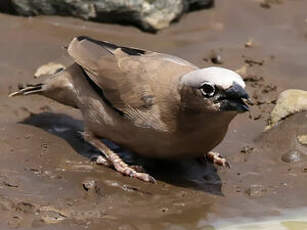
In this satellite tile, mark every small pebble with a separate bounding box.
[244,38,254,48]
[209,50,223,64]
[281,150,302,163]
[82,179,96,191]
[210,54,223,64]
[297,135,307,145]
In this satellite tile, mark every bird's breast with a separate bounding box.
[80,93,235,159]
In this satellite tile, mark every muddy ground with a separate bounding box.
[0,0,307,229]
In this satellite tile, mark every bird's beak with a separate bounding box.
[220,83,250,113]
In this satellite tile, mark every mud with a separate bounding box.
[1,0,307,229]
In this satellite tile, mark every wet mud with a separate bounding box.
[1,0,307,229]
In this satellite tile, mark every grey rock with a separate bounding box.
[1,0,213,32]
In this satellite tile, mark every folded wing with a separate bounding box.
[68,36,197,130]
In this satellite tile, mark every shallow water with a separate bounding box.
[213,208,307,230]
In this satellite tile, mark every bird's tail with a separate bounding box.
[9,83,44,97]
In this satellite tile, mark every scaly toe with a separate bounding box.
[130,165,146,173]
[93,155,112,167]
[135,172,156,183]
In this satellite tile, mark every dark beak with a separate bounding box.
[220,83,249,112]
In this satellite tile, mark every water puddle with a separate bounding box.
[212,208,307,230]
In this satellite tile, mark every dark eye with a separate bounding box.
[200,82,215,97]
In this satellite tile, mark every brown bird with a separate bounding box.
[10,36,249,182]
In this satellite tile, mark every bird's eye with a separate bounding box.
[200,82,215,97]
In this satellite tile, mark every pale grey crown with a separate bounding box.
[180,67,245,90]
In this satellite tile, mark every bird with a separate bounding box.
[9,36,249,182]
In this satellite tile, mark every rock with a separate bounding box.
[1,0,214,32]
[39,206,67,224]
[82,179,104,198]
[209,50,223,64]
[266,89,307,130]
[82,179,96,192]
[281,150,302,163]
[235,65,248,77]
[34,62,65,78]
[260,0,283,9]
[244,38,254,48]
[297,135,307,145]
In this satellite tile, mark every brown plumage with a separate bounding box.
[10,36,249,182]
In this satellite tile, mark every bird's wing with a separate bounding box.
[68,36,197,130]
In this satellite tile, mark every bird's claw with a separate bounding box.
[91,155,113,167]
[115,162,156,183]
[130,165,146,173]
[205,151,231,168]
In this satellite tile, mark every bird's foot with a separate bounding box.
[130,165,146,173]
[205,151,231,168]
[93,155,147,174]
[91,155,113,167]
[113,160,156,183]
[83,130,156,183]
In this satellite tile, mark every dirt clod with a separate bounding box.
[83,179,96,192]
[15,202,36,214]
[209,50,223,64]
[243,55,264,66]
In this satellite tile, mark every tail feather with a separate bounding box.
[9,84,44,97]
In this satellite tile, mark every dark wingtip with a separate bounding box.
[74,36,118,51]
[74,36,146,56]
[76,36,89,42]
[120,47,146,56]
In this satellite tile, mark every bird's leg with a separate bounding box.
[205,151,231,168]
[82,131,156,183]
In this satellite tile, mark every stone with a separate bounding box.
[0,0,214,32]
[266,89,307,130]
[39,206,67,224]
[82,179,104,198]
[281,150,302,163]
[297,135,307,145]
[82,179,96,192]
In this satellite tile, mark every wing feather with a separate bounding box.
[68,36,198,130]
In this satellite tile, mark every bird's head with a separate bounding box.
[179,67,249,113]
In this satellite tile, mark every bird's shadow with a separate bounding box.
[21,112,223,195]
